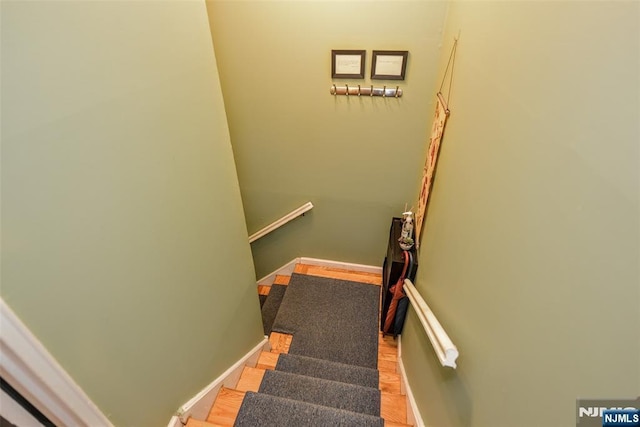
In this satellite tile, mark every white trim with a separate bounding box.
[172,337,270,425]
[398,335,425,427]
[298,257,383,275]
[248,202,314,243]
[256,258,301,286]
[404,279,459,369]
[1,388,45,426]
[0,298,113,427]
[167,415,182,427]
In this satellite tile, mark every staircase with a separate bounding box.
[185,264,411,427]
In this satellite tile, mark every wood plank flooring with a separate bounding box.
[294,263,383,285]
[193,264,409,426]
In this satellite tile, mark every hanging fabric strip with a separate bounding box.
[415,37,458,247]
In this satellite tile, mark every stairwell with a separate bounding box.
[185,264,411,427]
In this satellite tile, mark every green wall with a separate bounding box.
[402,2,640,426]
[207,1,448,278]
[1,1,264,425]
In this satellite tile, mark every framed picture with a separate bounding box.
[331,50,366,79]
[371,50,408,80]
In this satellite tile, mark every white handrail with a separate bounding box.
[0,298,113,426]
[248,202,314,243]
[403,279,459,368]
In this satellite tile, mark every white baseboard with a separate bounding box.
[398,335,425,427]
[0,298,113,427]
[256,258,300,286]
[257,257,382,287]
[167,415,182,427]
[172,337,270,425]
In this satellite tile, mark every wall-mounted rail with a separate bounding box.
[248,202,314,243]
[403,279,459,368]
[330,84,403,97]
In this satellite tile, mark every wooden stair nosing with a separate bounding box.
[381,392,408,424]
[185,418,228,427]
[256,350,279,370]
[206,387,245,426]
[235,366,266,393]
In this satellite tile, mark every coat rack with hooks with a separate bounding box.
[330,84,403,98]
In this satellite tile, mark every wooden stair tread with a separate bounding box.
[381,392,408,424]
[377,358,397,374]
[269,332,292,354]
[236,366,266,392]
[257,285,270,296]
[379,370,402,394]
[207,387,245,426]
[186,419,227,427]
[294,264,382,285]
[273,275,290,285]
[385,421,414,427]
[256,350,279,370]
[379,344,398,363]
[379,332,399,348]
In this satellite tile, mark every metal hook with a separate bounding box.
[345,84,349,96]
[395,86,400,98]
[357,85,361,96]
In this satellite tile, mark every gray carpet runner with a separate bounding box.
[236,273,384,426]
[258,370,380,416]
[271,273,380,368]
[234,392,384,427]
[275,353,379,389]
[260,284,287,335]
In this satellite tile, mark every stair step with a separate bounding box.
[268,332,292,354]
[379,339,398,364]
[273,274,290,285]
[294,263,382,285]
[261,284,287,335]
[381,392,408,425]
[377,357,397,373]
[276,353,379,389]
[235,366,265,393]
[206,387,245,426]
[255,351,278,370]
[235,392,384,427]
[185,419,227,427]
[258,370,380,416]
[379,370,402,394]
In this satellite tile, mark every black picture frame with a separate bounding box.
[371,50,409,80]
[331,50,366,79]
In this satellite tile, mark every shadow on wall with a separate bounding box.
[405,309,473,426]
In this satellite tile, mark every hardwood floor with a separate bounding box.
[293,263,383,285]
[188,264,410,427]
